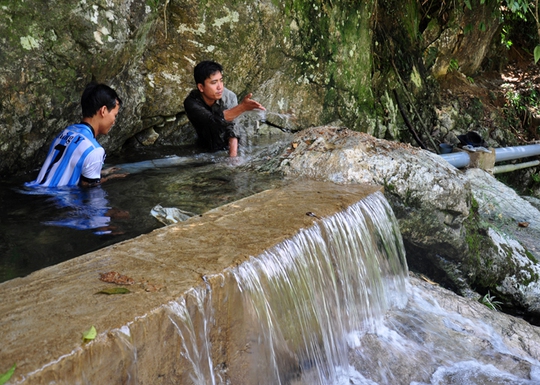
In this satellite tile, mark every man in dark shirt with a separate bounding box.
[183,61,265,157]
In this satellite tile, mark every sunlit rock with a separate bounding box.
[277,126,540,317]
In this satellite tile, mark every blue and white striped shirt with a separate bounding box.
[26,123,104,187]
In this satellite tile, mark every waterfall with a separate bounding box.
[166,191,409,384]
[10,185,540,384]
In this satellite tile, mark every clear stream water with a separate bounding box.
[4,128,540,384]
[153,192,540,384]
[0,135,290,283]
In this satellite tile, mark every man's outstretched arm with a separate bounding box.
[223,93,265,122]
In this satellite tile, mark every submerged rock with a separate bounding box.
[151,204,196,225]
[347,275,540,385]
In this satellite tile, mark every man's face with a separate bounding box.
[198,71,223,106]
[98,102,120,136]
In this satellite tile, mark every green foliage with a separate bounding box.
[534,45,540,63]
[0,364,16,385]
[382,178,396,192]
[403,0,420,44]
[463,0,489,11]
[499,0,539,55]
[471,197,479,213]
[479,21,486,32]
[96,287,130,295]
[525,249,539,263]
[500,26,514,49]
[505,0,529,14]
[503,80,540,130]
[448,58,459,72]
[146,0,161,12]
[463,198,495,286]
[481,291,503,311]
[425,46,438,68]
[505,89,525,111]
[82,325,97,342]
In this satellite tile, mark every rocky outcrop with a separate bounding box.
[2,0,516,179]
[465,168,540,316]
[0,0,377,176]
[0,0,154,174]
[275,126,540,317]
[424,1,501,78]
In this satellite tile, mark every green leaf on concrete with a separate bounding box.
[0,363,16,385]
[82,326,97,342]
[534,45,540,64]
[96,287,130,295]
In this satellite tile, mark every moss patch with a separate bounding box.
[284,0,376,130]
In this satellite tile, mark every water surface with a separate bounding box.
[0,137,289,283]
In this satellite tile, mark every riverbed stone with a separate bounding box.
[465,168,540,315]
[277,126,469,270]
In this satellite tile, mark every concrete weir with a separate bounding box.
[0,181,381,384]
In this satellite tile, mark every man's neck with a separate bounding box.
[81,118,98,138]
[201,93,216,107]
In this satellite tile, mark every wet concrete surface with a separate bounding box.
[0,180,381,384]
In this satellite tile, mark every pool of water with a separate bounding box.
[0,137,290,283]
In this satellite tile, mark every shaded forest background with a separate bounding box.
[374,0,540,194]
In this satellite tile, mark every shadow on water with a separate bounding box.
[0,136,290,283]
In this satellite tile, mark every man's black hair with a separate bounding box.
[194,61,223,86]
[81,83,122,118]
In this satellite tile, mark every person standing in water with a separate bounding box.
[183,60,265,157]
[27,83,125,188]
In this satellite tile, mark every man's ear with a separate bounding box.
[98,105,108,117]
[197,83,204,93]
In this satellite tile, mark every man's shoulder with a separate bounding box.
[184,89,201,103]
[60,124,101,147]
[65,123,92,133]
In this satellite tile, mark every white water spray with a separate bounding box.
[166,191,409,384]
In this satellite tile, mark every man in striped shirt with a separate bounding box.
[27,83,123,188]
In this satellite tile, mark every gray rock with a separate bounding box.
[465,168,540,314]
[277,126,540,317]
[1,0,376,175]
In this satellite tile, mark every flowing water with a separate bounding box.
[0,135,289,283]
[159,192,540,385]
[4,121,540,384]
[163,192,407,384]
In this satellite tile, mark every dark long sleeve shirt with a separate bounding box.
[183,89,238,152]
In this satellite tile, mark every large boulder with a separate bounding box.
[276,126,540,317]
[465,168,540,318]
[0,0,154,174]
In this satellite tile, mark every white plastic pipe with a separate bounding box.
[493,160,540,174]
[439,144,540,169]
[438,152,471,168]
[494,144,540,162]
